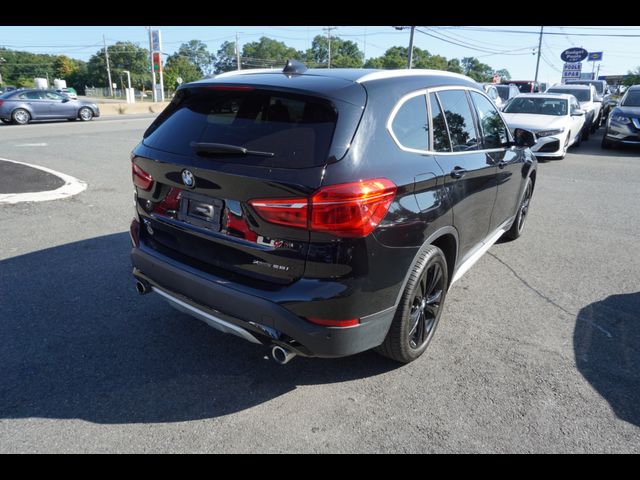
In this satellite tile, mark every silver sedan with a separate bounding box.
[0,89,100,125]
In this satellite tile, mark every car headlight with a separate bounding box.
[611,115,631,124]
[536,128,565,137]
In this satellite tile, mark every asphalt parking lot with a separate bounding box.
[0,116,639,453]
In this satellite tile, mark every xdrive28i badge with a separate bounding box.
[181,169,195,188]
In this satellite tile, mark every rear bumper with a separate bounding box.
[131,245,394,358]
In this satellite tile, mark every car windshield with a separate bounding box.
[495,85,510,101]
[503,97,568,116]
[567,81,604,94]
[548,88,590,102]
[621,91,640,107]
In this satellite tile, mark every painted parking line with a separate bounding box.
[0,157,87,204]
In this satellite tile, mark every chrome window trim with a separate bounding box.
[387,85,516,156]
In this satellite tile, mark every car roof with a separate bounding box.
[549,84,591,90]
[626,85,640,91]
[514,93,574,100]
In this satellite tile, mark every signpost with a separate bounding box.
[561,48,589,63]
[149,29,165,102]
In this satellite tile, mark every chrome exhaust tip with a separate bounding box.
[271,345,296,365]
[135,280,150,295]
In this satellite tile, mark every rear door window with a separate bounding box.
[143,87,338,168]
[436,90,479,152]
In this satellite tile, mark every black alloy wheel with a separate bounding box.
[377,246,448,363]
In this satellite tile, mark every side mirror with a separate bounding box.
[514,128,536,148]
[62,97,70,103]
[572,109,585,116]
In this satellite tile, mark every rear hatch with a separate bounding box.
[133,77,366,284]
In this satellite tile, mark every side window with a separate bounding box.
[44,91,64,100]
[390,94,429,151]
[21,91,43,100]
[436,90,479,152]
[429,93,451,152]
[470,91,509,149]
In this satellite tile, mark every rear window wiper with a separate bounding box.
[191,142,274,157]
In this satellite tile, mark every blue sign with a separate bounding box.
[561,48,589,63]
[588,52,603,61]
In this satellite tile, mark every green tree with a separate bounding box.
[53,55,77,79]
[624,66,640,86]
[86,42,150,89]
[164,54,202,92]
[305,35,363,68]
[461,57,494,82]
[495,68,511,81]
[176,40,215,76]
[446,58,463,74]
[215,41,238,73]
[241,36,303,69]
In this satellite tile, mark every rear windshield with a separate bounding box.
[143,87,338,168]
[495,85,510,101]
[548,88,590,102]
[567,80,604,94]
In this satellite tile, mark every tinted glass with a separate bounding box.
[495,85,510,101]
[622,91,640,107]
[19,91,43,100]
[567,80,604,94]
[436,90,479,152]
[504,97,568,116]
[44,91,64,100]
[547,88,590,102]
[391,94,429,150]
[143,88,338,168]
[429,93,451,152]
[470,92,509,149]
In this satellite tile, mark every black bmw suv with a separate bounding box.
[130,61,537,364]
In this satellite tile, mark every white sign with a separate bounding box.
[562,62,582,82]
[151,30,162,52]
[176,77,183,85]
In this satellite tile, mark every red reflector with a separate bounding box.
[206,85,254,91]
[249,198,308,229]
[305,317,360,328]
[132,162,153,191]
[310,178,397,237]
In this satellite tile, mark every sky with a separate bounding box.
[1,26,639,85]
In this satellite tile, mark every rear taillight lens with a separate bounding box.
[0,100,4,107]
[305,317,360,327]
[132,162,153,191]
[310,178,397,237]
[249,198,309,229]
[249,178,396,238]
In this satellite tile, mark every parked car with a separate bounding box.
[503,80,541,93]
[565,79,612,121]
[501,93,586,159]
[482,83,504,109]
[0,85,17,95]
[495,84,520,108]
[0,89,99,125]
[130,63,538,364]
[55,87,78,100]
[546,84,601,136]
[601,84,640,149]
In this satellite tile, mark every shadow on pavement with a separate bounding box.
[574,292,640,426]
[0,233,397,424]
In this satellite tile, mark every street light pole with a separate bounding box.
[147,26,157,103]
[104,35,113,98]
[408,26,415,69]
[323,26,337,68]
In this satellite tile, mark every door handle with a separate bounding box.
[450,166,467,179]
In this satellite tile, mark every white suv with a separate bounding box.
[546,84,601,137]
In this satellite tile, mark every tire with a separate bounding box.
[573,130,581,148]
[601,136,614,150]
[78,107,94,121]
[582,125,590,141]
[11,108,31,125]
[376,245,448,364]
[503,177,533,241]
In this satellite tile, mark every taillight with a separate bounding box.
[249,178,397,238]
[310,178,397,237]
[0,100,3,107]
[305,317,360,327]
[249,198,308,229]
[132,162,153,191]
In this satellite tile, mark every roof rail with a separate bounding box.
[355,69,475,84]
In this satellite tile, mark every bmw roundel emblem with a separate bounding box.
[181,169,195,188]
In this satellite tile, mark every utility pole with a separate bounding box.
[147,27,157,103]
[408,26,416,69]
[323,26,337,68]
[235,32,241,70]
[394,26,415,69]
[104,35,113,98]
[596,63,601,80]
[534,26,544,85]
